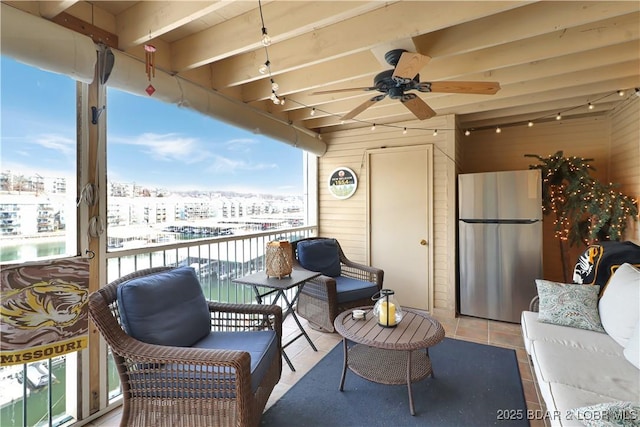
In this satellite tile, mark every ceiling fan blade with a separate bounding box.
[401,94,436,120]
[311,87,376,95]
[392,51,431,81]
[341,94,386,121]
[428,81,501,94]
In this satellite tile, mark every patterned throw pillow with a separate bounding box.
[535,279,605,332]
[570,401,640,427]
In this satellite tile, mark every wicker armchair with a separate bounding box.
[88,266,282,427]
[293,237,384,332]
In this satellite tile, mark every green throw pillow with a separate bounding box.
[535,279,605,333]
[570,401,640,427]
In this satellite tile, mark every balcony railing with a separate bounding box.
[106,225,318,305]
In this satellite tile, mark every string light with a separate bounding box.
[264,85,635,137]
[588,103,594,110]
[433,129,438,136]
[270,79,279,91]
[618,90,625,96]
[556,113,562,120]
[258,60,270,74]
[261,28,271,46]
[403,127,407,135]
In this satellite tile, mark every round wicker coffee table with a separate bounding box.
[333,306,445,415]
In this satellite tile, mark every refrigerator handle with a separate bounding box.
[460,219,540,224]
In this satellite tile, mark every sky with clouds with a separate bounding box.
[1,56,304,196]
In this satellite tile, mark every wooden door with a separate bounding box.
[367,145,432,311]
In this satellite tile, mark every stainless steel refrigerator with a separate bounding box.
[458,169,543,323]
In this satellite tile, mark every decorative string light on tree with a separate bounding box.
[527,151,638,281]
[526,150,638,246]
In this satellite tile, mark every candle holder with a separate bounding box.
[265,240,293,279]
[372,289,403,327]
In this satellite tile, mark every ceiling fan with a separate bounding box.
[312,49,501,121]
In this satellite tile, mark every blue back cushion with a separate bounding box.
[117,267,211,347]
[297,239,341,277]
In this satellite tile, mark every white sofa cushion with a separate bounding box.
[530,340,640,427]
[623,321,640,369]
[598,263,640,347]
[536,279,605,332]
[521,311,622,357]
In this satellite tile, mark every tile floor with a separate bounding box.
[88,313,548,427]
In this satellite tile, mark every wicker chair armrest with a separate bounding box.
[301,275,338,301]
[340,260,384,288]
[529,295,540,312]
[119,339,252,368]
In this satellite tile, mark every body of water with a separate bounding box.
[0,240,67,263]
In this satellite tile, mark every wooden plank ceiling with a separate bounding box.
[6,0,640,137]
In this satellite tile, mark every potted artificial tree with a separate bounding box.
[526,151,638,281]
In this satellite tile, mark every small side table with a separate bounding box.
[233,267,320,371]
[334,306,445,415]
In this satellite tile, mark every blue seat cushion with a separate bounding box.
[335,276,378,304]
[128,330,278,399]
[297,239,341,277]
[192,330,278,393]
[117,266,211,347]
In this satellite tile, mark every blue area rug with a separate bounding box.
[261,338,529,426]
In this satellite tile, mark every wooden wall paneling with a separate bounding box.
[320,115,457,317]
[609,99,640,243]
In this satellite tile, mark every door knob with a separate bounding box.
[420,239,427,246]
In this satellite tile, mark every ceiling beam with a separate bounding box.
[412,1,640,57]
[301,72,639,130]
[281,40,639,121]
[38,0,78,18]
[209,1,531,88]
[116,1,229,50]
[171,1,388,72]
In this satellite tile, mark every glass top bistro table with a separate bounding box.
[334,306,446,415]
[233,267,320,371]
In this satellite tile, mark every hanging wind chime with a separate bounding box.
[144,44,156,96]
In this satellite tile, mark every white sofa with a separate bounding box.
[521,263,640,427]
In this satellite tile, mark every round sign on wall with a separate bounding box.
[328,167,358,199]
